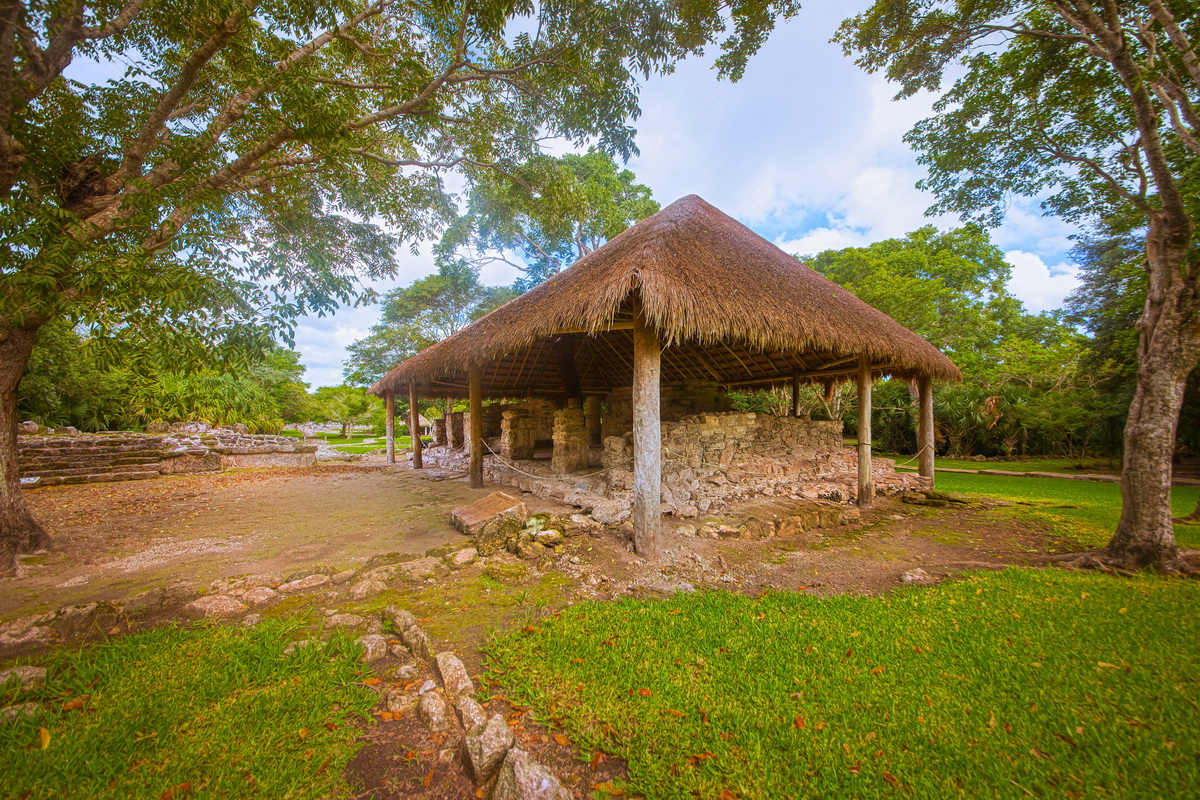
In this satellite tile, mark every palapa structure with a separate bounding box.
[371,195,959,557]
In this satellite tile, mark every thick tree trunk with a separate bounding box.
[0,320,51,576]
[1100,223,1197,572]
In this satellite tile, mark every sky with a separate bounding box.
[73,1,1083,389]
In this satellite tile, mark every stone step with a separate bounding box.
[21,463,164,479]
[31,470,161,487]
[21,453,165,468]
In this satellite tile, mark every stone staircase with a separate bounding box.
[19,436,178,487]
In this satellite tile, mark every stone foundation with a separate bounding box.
[550,407,589,473]
[19,429,318,488]
[434,418,447,446]
[449,412,464,448]
[420,410,928,520]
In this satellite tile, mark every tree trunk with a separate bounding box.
[0,320,51,576]
[1101,223,1197,572]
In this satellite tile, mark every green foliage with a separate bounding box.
[3,0,800,342]
[18,323,306,432]
[0,620,376,798]
[310,385,377,436]
[441,148,661,290]
[488,571,1200,799]
[343,260,515,387]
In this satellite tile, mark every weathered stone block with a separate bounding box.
[450,492,529,535]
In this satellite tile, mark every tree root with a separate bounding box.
[1050,550,1198,577]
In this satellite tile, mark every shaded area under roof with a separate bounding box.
[370,195,960,399]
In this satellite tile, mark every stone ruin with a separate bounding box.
[418,380,929,523]
[17,421,317,487]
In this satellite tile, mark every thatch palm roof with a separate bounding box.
[370,195,960,398]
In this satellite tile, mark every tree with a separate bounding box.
[838,1,1200,571]
[343,259,515,386]
[0,0,800,574]
[441,148,660,289]
[804,225,1023,377]
[311,384,374,437]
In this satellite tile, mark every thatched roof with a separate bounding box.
[370,195,960,398]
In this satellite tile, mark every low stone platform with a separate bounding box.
[18,429,318,488]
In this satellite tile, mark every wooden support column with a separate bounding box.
[408,383,422,469]
[918,375,935,486]
[792,374,801,417]
[857,355,874,507]
[631,297,661,559]
[385,390,396,464]
[468,366,484,489]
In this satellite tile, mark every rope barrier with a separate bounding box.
[481,438,631,480]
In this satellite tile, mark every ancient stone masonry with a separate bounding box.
[423,408,928,522]
[18,425,317,488]
[500,407,535,461]
[448,412,465,449]
[550,407,589,473]
[433,417,448,446]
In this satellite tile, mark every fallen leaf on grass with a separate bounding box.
[590,781,624,796]
[665,709,686,718]
[848,762,861,775]
[638,688,653,697]
[719,732,736,741]
[718,791,738,800]
[38,728,50,750]
[870,666,885,676]
[157,782,191,800]
[364,677,382,686]
[324,722,337,731]
[61,699,85,712]
[422,768,434,787]
[1055,734,1079,749]
[793,716,806,730]
[882,771,900,789]
[553,733,570,746]
[590,751,606,770]
[297,728,308,740]
[314,757,332,775]
[686,752,716,765]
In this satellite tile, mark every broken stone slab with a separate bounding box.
[464,713,515,783]
[348,580,387,601]
[331,569,358,585]
[492,748,571,800]
[387,606,418,631]
[2,703,41,722]
[456,696,488,734]
[242,586,279,606]
[532,529,562,546]
[397,557,450,581]
[451,492,529,535]
[590,500,630,525]
[901,568,937,585]
[418,691,450,732]
[476,516,525,557]
[276,574,331,593]
[445,547,479,570]
[393,664,418,681]
[241,614,261,627]
[402,625,434,661]
[327,614,366,629]
[384,686,417,713]
[180,595,247,620]
[434,652,474,701]
[0,666,46,691]
[357,634,389,663]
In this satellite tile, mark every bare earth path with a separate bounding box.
[4,464,507,621]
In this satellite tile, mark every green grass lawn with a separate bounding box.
[934,471,1200,550]
[887,454,1119,474]
[487,570,1200,799]
[0,621,376,799]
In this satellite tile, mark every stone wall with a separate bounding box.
[18,428,317,488]
[422,409,928,521]
[602,381,734,439]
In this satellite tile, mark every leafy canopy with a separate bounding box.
[2,0,800,348]
[439,148,661,290]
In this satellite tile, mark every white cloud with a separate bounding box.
[1005,250,1081,313]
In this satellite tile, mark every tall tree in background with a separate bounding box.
[442,148,660,290]
[0,0,799,574]
[804,225,1022,376]
[839,1,1200,572]
[343,260,514,386]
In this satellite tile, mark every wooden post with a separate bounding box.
[385,390,395,464]
[857,355,874,507]
[631,297,661,559]
[468,366,484,489]
[792,374,801,417]
[408,383,422,469]
[585,395,602,445]
[918,375,935,486]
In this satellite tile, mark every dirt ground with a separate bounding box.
[3,463,1088,799]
